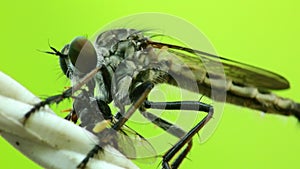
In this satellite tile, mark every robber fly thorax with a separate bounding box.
[61,29,182,115]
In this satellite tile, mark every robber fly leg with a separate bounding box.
[113,81,154,130]
[142,100,213,169]
[77,145,103,169]
[21,67,100,125]
[21,87,73,124]
[139,110,190,169]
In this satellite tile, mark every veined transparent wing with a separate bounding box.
[115,124,157,162]
[148,40,289,90]
[146,40,300,118]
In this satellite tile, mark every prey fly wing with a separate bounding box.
[114,124,158,161]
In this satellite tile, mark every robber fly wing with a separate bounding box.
[148,41,290,90]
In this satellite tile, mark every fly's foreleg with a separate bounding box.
[21,67,100,124]
[21,87,73,124]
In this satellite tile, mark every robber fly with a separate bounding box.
[23,28,300,169]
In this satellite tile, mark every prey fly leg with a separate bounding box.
[76,81,155,169]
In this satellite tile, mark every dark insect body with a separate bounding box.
[24,28,300,169]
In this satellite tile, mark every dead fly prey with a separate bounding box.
[23,28,300,169]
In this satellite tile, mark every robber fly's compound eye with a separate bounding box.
[69,36,97,73]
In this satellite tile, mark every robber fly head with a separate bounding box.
[62,37,98,77]
[45,37,98,78]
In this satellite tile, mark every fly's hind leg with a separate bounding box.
[141,100,214,169]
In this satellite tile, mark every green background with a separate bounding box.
[1,0,300,169]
